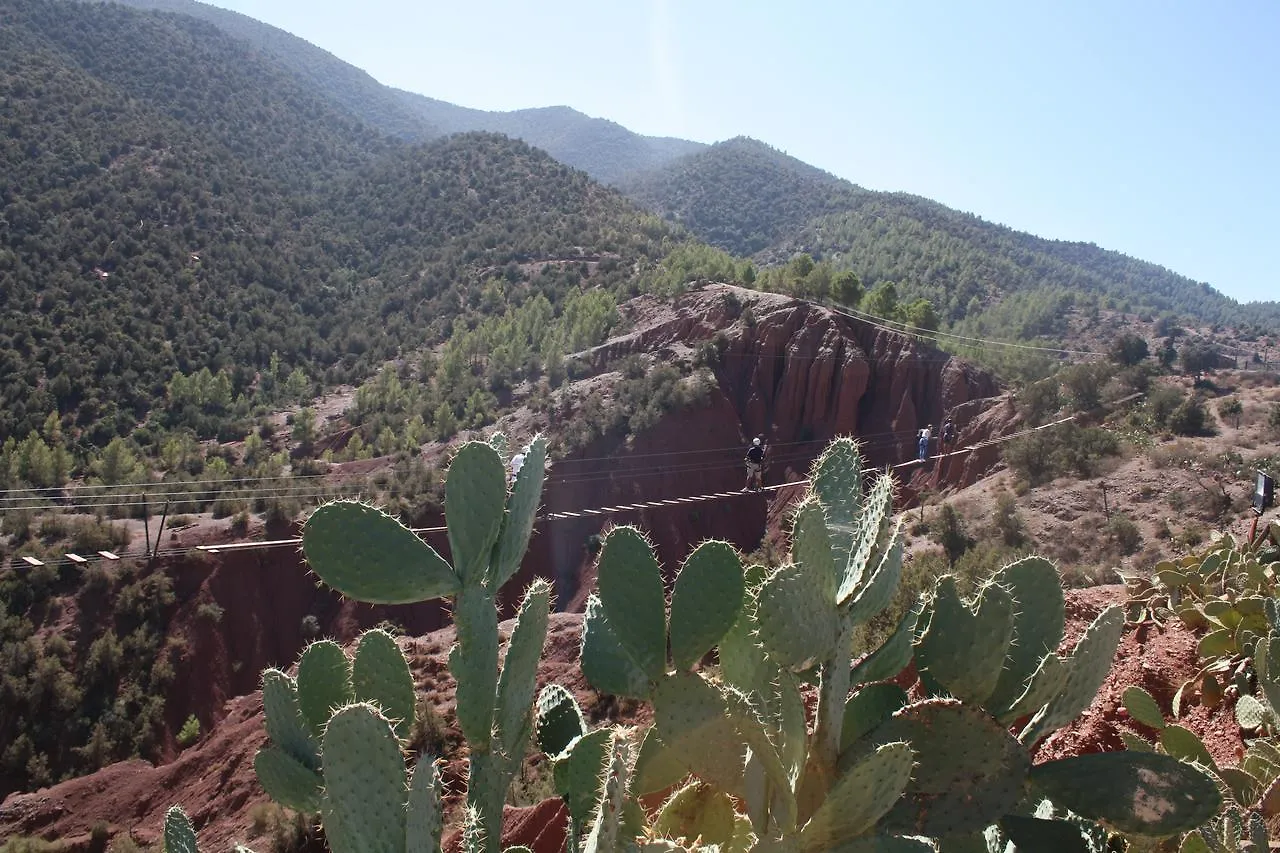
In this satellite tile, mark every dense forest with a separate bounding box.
[86,0,705,182]
[4,0,1274,466]
[77,0,1279,335]
[622,138,1280,330]
[0,0,680,452]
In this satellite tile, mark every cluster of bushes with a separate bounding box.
[1003,422,1121,485]
[557,360,716,453]
[0,563,181,798]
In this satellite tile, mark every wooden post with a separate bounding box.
[142,498,152,557]
[1101,482,1110,520]
[148,501,170,569]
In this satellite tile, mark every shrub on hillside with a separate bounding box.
[1168,395,1214,436]
[1004,422,1120,485]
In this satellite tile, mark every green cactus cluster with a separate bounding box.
[267,433,551,853]
[1122,527,1280,713]
[574,437,1220,851]
[161,432,1227,851]
[1122,685,1280,852]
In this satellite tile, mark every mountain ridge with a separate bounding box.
[82,0,1276,322]
[623,137,1280,327]
[0,0,675,445]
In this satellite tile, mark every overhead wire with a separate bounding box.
[4,416,1077,572]
[821,301,1106,358]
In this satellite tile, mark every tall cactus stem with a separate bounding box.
[812,616,856,778]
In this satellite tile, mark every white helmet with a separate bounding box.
[753,437,762,446]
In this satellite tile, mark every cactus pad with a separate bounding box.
[838,473,893,604]
[717,596,773,697]
[536,684,585,759]
[866,699,1030,837]
[840,683,909,752]
[445,442,508,585]
[634,726,690,796]
[984,557,1066,715]
[493,435,547,590]
[352,629,416,740]
[669,540,745,671]
[253,746,323,814]
[810,437,864,559]
[261,669,318,769]
[1236,693,1267,730]
[554,729,612,825]
[1159,724,1216,770]
[296,640,353,738]
[495,579,551,759]
[164,806,199,853]
[1121,685,1167,731]
[845,528,903,625]
[580,594,651,699]
[653,672,746,794]
[799,741,914,852]
[998,816,1091,851]
[406,758,443,853]
[596,526,668,679]
[652,782,736,845]
[321,703,408,853]
[451,585,499,750]
[850,606,917,686]
[1019,605,1124,747]
[302,501,459,604]
[1029,751,1222,836]
[791,499,838,601]
[756,562,838,671]
[996,652,1067,726]
[915,577,1015,706]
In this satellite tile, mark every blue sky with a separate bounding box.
[210,0,1278,304]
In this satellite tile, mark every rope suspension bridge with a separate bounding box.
[4,415,1078,571]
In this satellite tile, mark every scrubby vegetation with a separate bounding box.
[0,562,180,798]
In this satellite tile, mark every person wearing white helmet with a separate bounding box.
[744,436,766,492]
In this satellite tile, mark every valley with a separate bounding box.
[2,0,1280,850]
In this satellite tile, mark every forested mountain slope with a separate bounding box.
[84,0,705,182]
[623,138,1280,329]
[619,136,862,255]
[0,0,674,446]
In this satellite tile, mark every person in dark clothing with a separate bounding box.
[942,418,956,452]
[744,437,766,492]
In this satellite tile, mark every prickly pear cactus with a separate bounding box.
[253,627,414,814]
[163,805,258,853]
[289,434,554,852]
[579,436,1221,850]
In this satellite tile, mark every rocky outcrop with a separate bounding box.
[529,284,1008,583]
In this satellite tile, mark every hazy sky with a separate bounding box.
[208,0,1278,304]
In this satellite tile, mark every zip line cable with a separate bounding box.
[0,427,939,505]
[0,433,933,512]
[822,301,1106,358]
[4,416,1076,572]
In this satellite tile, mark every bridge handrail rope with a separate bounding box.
[4,415,1078,572]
